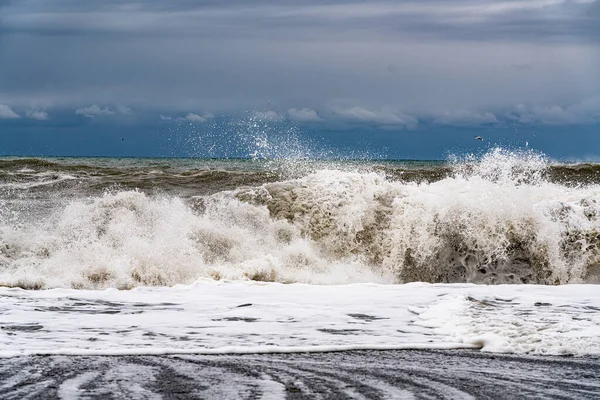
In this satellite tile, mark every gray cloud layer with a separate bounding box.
[1,0,599,128]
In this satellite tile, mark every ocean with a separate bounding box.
[1,148,599,364]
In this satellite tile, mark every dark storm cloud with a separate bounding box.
[2,0,599,41]
[0,0,599,128]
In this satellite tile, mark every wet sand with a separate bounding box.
[1,350,599,399]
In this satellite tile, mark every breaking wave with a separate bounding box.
[1,148,600,289]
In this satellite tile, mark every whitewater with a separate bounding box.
[1,148,600,357]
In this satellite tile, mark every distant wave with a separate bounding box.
[2,156,600,190]
[0,158,279,196]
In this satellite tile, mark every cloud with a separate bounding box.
[184,112,214,123]
[508,97,600,125]
[75,104,115,117]
[0,105,20,119]
[26,109,49,120]
[0,1,598,122]
[287,108,322,122]
[159,114,172,121]
[433,110,499,126]
[74,104,134,118]
[116,105,133,115]
[387,64,399,75]
[2,1,597,43]
[253,110,283,121]
[332,106,418,128]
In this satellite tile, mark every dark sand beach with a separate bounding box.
[2,350,599,399]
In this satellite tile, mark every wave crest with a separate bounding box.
[1,149,600,289]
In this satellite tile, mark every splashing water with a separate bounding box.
[451,148,548,185]
[0,148,599,289]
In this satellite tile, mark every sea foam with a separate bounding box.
[0,148,599,289]
[0,282,598,357]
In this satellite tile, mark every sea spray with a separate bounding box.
[0,149,599,289]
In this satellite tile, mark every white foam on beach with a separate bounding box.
[0,282,598,357]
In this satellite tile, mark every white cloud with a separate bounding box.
[286,108,322,122]
[26,109,49,120]
[74,104,132,117]
[253,110,283,121]
[433,110,498,126]
[332,106,418,128]
[75,104,115,117]
[116,105,133,115]
[0,105,20,119]
[184,112,214,123]
[159,114,172,121]
[509,97,600,125]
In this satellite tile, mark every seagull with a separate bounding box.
[474,136,483,141]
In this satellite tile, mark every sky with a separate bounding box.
[0,0,599,159]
